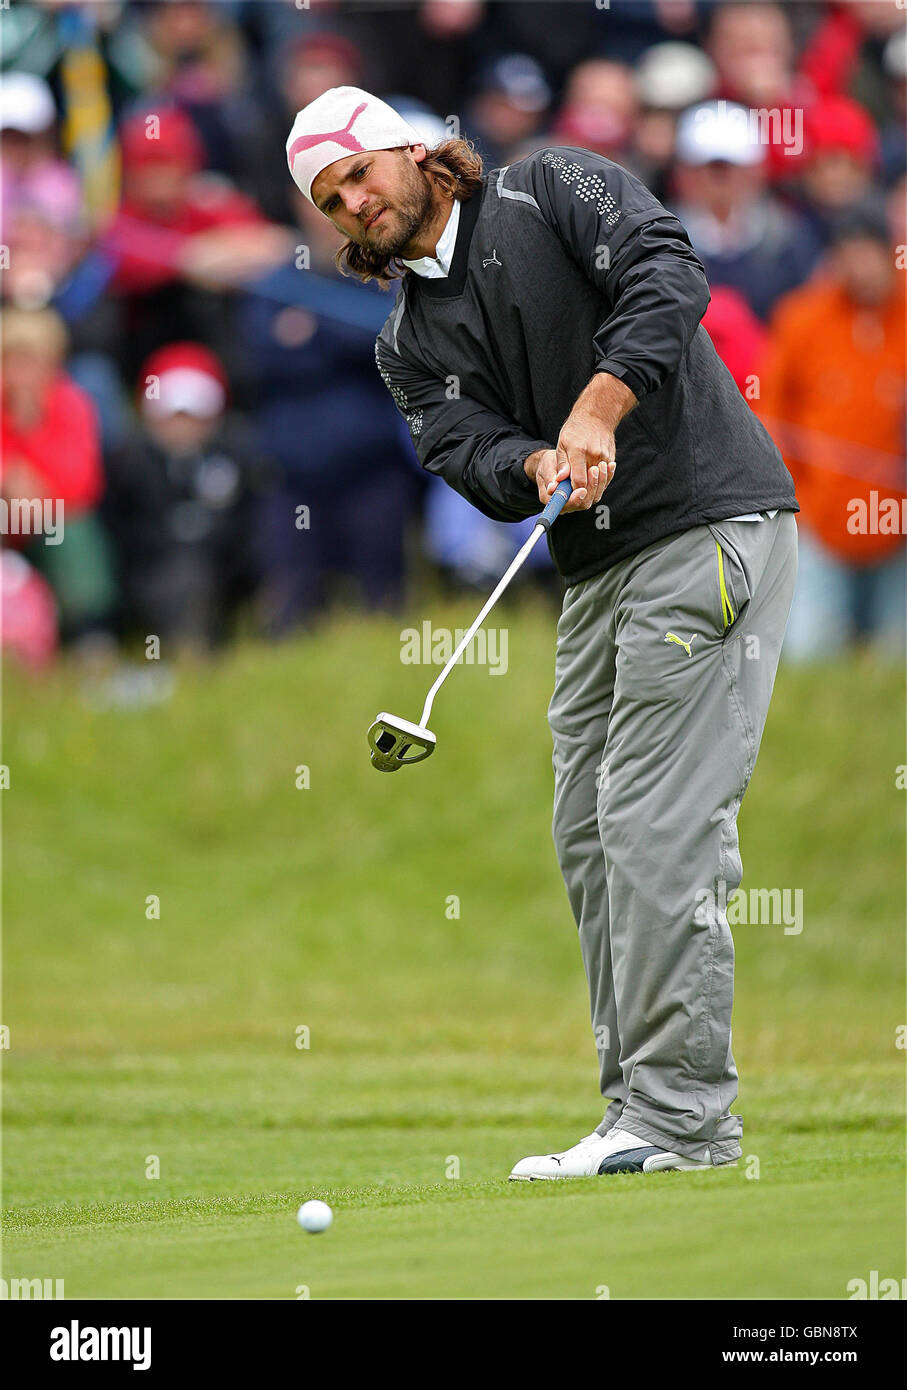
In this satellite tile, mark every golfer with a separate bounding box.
[287,88,798,1178]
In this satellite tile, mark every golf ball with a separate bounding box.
[297,1200,333,1234]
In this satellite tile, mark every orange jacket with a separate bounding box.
[756,275,906,564]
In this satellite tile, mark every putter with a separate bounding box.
[368,477,574,772]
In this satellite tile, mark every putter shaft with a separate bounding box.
[369,479,573,771]
[419,477,572,725]
[420,521,545,726]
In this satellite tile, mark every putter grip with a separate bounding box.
[539,478,573,531]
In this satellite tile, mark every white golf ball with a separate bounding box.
[296,1200,333,1234]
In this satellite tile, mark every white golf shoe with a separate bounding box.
[508,1126,721,1180]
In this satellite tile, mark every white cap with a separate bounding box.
[286,85,421,205]
[145,368,226,420]
[0,72,56,134]
[675,100,764,167]
[883,28,906,81]
[636,43,717,112]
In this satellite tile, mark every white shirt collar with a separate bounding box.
[401,199,460,279]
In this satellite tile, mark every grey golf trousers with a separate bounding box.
[548,511,798,1164]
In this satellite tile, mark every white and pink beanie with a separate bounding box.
[286,86,422,205]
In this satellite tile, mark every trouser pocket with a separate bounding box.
[707,522,753,635]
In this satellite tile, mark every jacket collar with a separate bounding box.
[406,178,486,300]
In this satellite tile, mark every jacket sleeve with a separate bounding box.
[520,146,711,400]
[374,320,552,523]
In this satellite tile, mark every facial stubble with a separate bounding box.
[358,157,436,258]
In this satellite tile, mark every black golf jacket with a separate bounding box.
[374,145,797,586]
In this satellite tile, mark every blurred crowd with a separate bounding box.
[1,0,905,674]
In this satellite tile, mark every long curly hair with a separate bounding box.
[334,138,484,289]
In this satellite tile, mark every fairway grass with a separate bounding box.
[2,609,904,1299]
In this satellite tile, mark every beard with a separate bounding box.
[355,159,435,258]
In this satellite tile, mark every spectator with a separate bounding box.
[701,285,767,396]
[0,306,116,641]
[2,0,902,673]
[880,27,907,182]
[0,550,59,671]
[0,77,131,453]
[239,188,421,634]
[2,183,133,454]
[799,0,906,127]
[465,53,551,167]
[794,95,881,243]
[705,1,811,179]
[1,172,85,313]
[100,106,291,383]
[633,40,717,200]
[551,60,642,174]
[102,342,259,650]
[707,0,798,104]
[136,0,259,179]
[671,100,823,320]
[0,71,82,244]
[309,0,484,118]
[0,0,138,101]
[756,199,906,660]
[282,31,366,120]
[235,0,350,85]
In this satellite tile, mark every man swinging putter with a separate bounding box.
[287,87,798,1178]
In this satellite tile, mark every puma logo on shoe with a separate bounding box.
[482,249,502,268]
[509,1126,726,1180]
[664,632,697,657]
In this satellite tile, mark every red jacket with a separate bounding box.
[1,373,103,514]
[104,177,266,294]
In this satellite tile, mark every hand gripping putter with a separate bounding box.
[368,479,573,772]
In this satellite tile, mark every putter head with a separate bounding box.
[368,712,436,772]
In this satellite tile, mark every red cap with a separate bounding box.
[803,96,879,166]
[119,107,206,172]
[289,32,365,78]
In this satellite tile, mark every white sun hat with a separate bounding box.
[0,72,56,134]
[675,100,765,167]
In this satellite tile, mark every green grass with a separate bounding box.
[1,608,904,1299]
